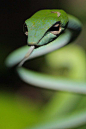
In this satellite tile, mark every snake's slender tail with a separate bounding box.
[18,46,35,67]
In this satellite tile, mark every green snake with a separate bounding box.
[5,9,86,94]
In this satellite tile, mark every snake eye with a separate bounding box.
[49,21,61,35]
[23,23,28,36]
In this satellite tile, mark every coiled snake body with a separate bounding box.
[6,9,86,94]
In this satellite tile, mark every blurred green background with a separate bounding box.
[0,0,86,129]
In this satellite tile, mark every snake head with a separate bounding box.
[24,9,68,47]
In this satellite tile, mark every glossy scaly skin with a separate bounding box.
[25,9,68,46]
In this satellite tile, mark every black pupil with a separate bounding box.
[49,26,59,31]
[23,23,28,33]
[48,21,60,31]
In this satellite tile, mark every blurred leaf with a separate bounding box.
[0,92,41,129]
[45,44,86,81]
